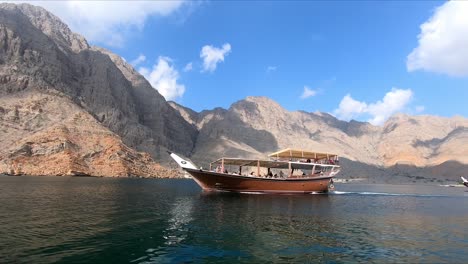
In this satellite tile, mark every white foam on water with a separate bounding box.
[331,191,350,195]
[238,191,327,195]
[239,191,265,195]
[440,184,465,188]
[330,191,448,197]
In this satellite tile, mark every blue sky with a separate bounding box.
[18,1,468,125]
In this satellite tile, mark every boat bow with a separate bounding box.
[168,152,198,170]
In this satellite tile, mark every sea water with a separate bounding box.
[0,176,467,263]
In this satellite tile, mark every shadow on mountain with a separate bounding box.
[412,127,467,148]
[306,112,372,138]
[338,158,467,184]
[191,111,279,166]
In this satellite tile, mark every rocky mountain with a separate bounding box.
[0,3,197,176]
[1,3,466,183]
[169,97,468,183]
[0,91,178,177]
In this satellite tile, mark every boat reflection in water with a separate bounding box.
[163,197,194,246]
[169,148,341,194]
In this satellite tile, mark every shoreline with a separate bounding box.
[0,173,185,179]
[1,174,463,186]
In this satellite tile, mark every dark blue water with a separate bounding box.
[0,176,467,263]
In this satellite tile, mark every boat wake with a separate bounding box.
[238,191,327,195]
[330,191,448,197]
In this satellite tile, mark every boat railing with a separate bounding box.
[210,166,338,180]
[270,157,340,166]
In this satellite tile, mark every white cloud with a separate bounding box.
[300,86,317,99]
[266,66,277,73]
[183,62,193,72]
[334,94,367,121]
[200,43,231,72]
[20,1,186,47]
[367,89,413,125]
[407,1,468,77]
[130,54,146,67]
[334,88,414,125]
[415,105,425,113]
[138,56,185,101]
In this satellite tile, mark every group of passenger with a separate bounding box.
[215,165,328,178]
[300,158,339,165]
[245,170,285,178]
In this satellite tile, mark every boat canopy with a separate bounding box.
[210,158,290,169]
[268,148,338,160]
[210,157,339,170]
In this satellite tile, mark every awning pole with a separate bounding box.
[221,158,225,173]
[257,160,260,176]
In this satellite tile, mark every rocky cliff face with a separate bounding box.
[170,97,383,165]
[378,114,468,166]
[1,3,466,182]
[0,3,197,177]
[0,91,178,177]
[169,97,468,183]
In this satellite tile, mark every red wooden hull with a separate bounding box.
[185,168,333,194]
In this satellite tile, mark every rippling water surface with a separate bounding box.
[0,176,467,263]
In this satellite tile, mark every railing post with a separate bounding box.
[257,160,260,176]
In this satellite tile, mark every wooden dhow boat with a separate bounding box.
[169,148,341,194]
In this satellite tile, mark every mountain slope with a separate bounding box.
[379,114,468,166]
[0,3,197,167]
[0,91,176,177]
[169,97,468,182]
[1,3,466,182]
[171,97,383,165]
